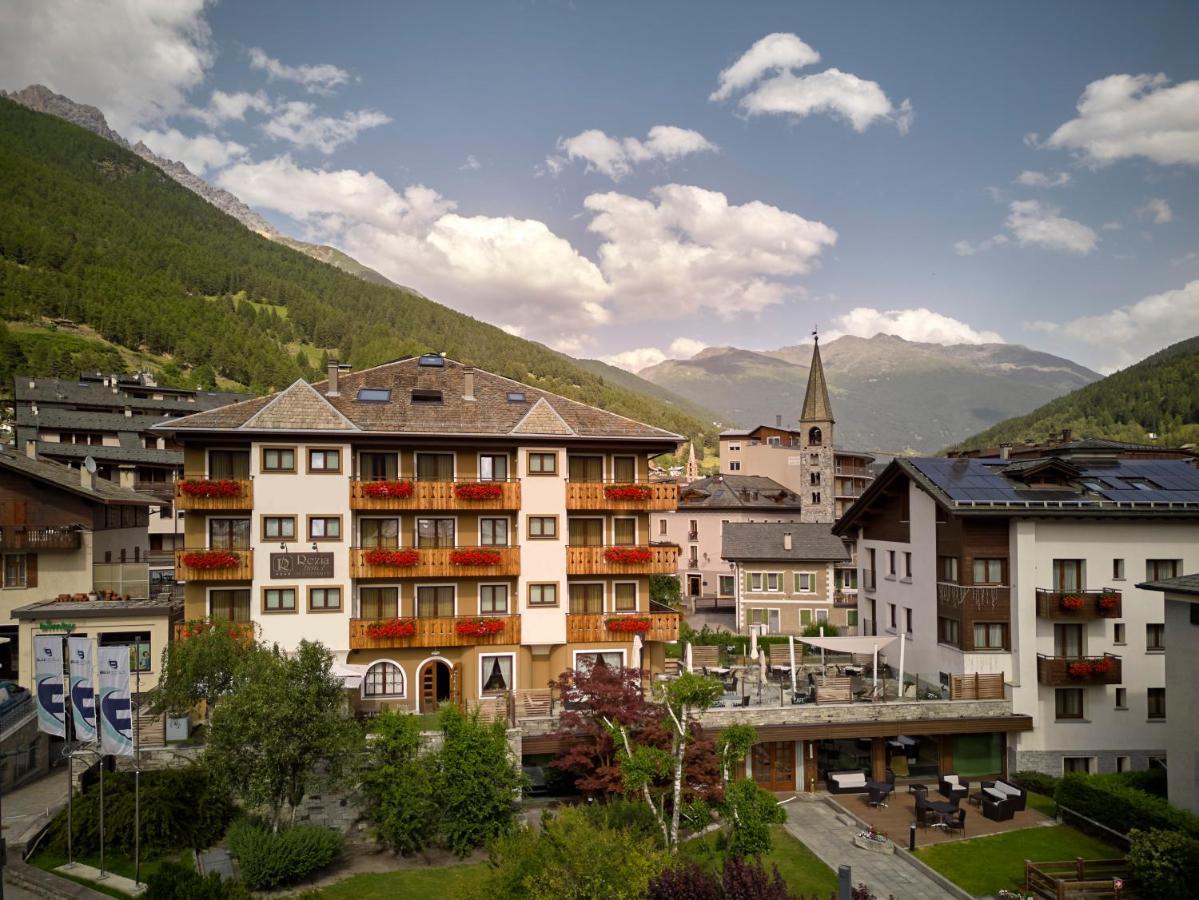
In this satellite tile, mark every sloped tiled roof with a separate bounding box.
[722,522,850,561]
[679,474,803,509]
[0,448,157,505]
[510,397,576,436]
[1136,573,1199,597]
[242,380,358,432]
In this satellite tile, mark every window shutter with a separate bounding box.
[25,553,37,588]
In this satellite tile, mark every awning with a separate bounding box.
[332,661,368,689]
[797,635,898,654]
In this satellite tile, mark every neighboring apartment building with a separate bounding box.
[1137,573,1199,815]
[0,446,155,681]
[155,356,682,713]
[834,451,1199,776]
[13,372,249,594]
[722,523,854,633]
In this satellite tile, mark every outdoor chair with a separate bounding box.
[944,808,967,835]
[914,792,935,828]
[981,779,1027,812]
[866,785,889,808]
[938,774,969,803]
[981,795,1016,822]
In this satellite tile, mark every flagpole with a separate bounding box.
[63,634,72,868]
[99,749,104,879]
[134,656,141,887]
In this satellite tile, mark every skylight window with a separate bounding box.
[356,388,391,403]
[411,389,443,403]
[507,392,527,403]
[1126,478,1160,492]
[418,353,445,367]
[1082,479,1109,493]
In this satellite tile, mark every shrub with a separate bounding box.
[723,780,787,857]
[1128,828,1199,899]
[801,622,839,637]
[359,711,436,854]
[647,861,722,900]
[1055,774,1199,839]
[226,819,343,890]
[583,797,666,843]
[1010,769,1059,796]
[721,855,793,900]
[145,860,250,900]
[1108,767,1168,798]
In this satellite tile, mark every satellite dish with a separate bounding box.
[84,456,98,474]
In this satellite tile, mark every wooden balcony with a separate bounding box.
[1036,653,1122,687]
[350,546,520,579]
[565,481,678,511]
[174,479,253,511]
[349,614,520,649]
[833,592,858,607]
[1036,589,1122,621]
[349,478,520,510]
[566,612,681,643]
[0,524,82,551]
[566,544,679,575]
[174,548,253,582]
[936,582,1011,614]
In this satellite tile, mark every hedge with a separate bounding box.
[1010,770,1059,797]
[1055,774,1199,840]
[226,819,343,889]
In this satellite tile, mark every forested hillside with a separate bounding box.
[0,98,718,447]
[949,335,1199,451]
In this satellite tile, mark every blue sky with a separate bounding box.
[2,1,1197,372]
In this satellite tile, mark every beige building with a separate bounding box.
[722,522,854,634]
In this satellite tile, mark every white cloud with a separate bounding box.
[260,101,390,153]
[954,234,1008,256]
[1170,251,1198,267]
[550,333,595,355]
[1023,131,1040,148]
[459,155,481,171]
[668,337,708,359]
[1137,197,1173,224]
[187,90,271,128]
[1102,220,1123,231]
[711,33,911,133]
[248,47,350,95]
[0,0,213,133]
[600,337,709,373]
[1014,170,1071,188]
[1047,73,1199,166]
[1005,200,1098,254]
[825,307,1003,345]
[584,183,837,321]
[1023,320,1061,333]
[130,127,247,174]
[551,125,716,180]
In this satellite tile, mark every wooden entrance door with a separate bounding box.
[419,660,452,712]
[752,741,796,792]
[688,575,702,597]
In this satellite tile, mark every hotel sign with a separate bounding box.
[269,552,334,579]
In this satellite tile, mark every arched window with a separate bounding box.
[363,661,405,698]
[808,427,823,446]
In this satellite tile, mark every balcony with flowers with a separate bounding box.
[174,547,253,581]
[565,544,679,575]
[565,480,678,511]
[1036,653,1122,686]
[349,614,520,649]
[565,611,681,643]
[1035,588,1122,621]
[174,478,253,511]
[349,478,520,510]
[349,545,520,579]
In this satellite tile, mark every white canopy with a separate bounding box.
[332,661,369,689]
[796,635,899,654]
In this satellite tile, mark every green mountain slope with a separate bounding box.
[0,97,719,447]
[949,335,1199,451]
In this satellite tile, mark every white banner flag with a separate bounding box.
[67,636,97,743]
[98,646,133,756]
[33,635,66,737]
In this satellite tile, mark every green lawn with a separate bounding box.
[915,825,1119,896]
[680,824,838,896]
[31,847,192,898]
[309,862,490,900]
[1026,790,1058,818]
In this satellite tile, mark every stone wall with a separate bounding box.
[1013,748,1166,777]
[701,698,1015,730]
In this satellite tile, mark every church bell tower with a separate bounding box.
[799,332,836,524]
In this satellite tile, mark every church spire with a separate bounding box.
[685,441,699,481]
[800,330,834,424]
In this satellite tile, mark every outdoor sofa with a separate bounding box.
[826,771,870,794]
[980,778,1027,811]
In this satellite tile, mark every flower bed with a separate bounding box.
[362,548,420,567]
[1060,594,1086,610]
[453,482,505,500]
[180,550,242,569]
[605,617,652,634]
[178,479,242,498]
[603,484,653,501]
[602,546,652,564]
[455,617,507,637]
[365,618,418,640]
[360,480,414,499]
[450,549,503,566]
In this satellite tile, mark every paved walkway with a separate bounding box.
[784,796,961,900]
[2,770,70,845]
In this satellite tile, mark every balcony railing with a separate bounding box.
[350,546,520,579]
[349,614,520,649]
[833,592,858,607]
[92,562,149,599]
[349,478,521,510]
[174,548,253,582]
[1036,653,1122,687]
[565,612,681,643]
[174,479,253,511]
[936,582,1011,613]
[566,544,679,575]
[0,524,82,551]
[1035,589,1122,621]
[565,481,678,511]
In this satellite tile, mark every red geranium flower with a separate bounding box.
[1060,594,1086,610]
[362,549,420,567]
[454,482,505,500]
[1067,660,1094,678]
[455,617,507,636]
[605,617,652,634]
[365,618,418,639]
[603,547,653,564]
[450,549,504,566]
[181,550,241,569]
[603,484,653,501]
[178,479,243,498]
[361,481,414,499]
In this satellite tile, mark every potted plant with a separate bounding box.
[178,479,243,498]
[1092,657,1114,675]
[605,617,653,634]
[361,480,414,499]
[181,550,242,569]
[1067,660,1094,678]
[602,547,653,564]
[1099,593,1120,610]
[455,617,507,636]
[1060,594,1086,610]
[450,549,503,566]
[603,484,653,501]
[453,482,505,500]
[362,548,420,567]
[365,618,418,639]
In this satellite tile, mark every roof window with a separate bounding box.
[356,388,391,403]
[411,389,443,403]
[1126,478,1160,491]
[418,354,445,367]
[507,392,526,403]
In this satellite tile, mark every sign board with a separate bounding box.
[38,622,76,632]
[269,552,334,579]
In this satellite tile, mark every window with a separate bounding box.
[359,452,398,481]
[973,622,1007,650]
[688,546,698,566]
[939,556,959,584]
[568,518,603,547]
[417,585,455,617]
[480,584,509,615]
[847,610,859,628]
[905,608,913,635]
[480,518,509,546]
[261,447,295,472]
[767,436,781,447]
[418,353,444,367]
[659,519,667,536]
[1054,623,1084,658]
[209,518,250,549]
[1063,756,1092,774]
[360,587,398,619]
[528,584,558,607]
[99,632,152,672]
[811,492,821,504]
[208,449,251,479]
[410,389,442,404]
[1146,559,1180,581]
[356,388,392,403]
[613,457,636,483]
[938,616,960,646]
[888,603,896,630]
[886,550,896,577]
[569,583,604,614]
[575,650,624,671]
[815,608,828,622]
[263,587,296,612]
[687,519,698,539]
[810,471,821,486]
[718,575,734,596]
[766,573,780,592]
[480,654,513,694]
[262,516,296,540]
[1116,756,1130,772]
[309,587,342,611]
[794,572,814,593]
[210,589,251,622]
[1056,689,1084,720]
[727,443,741,452]
[528,516,558,540]
[528,452,557,475]
[416,518,455,548]
[1146,623,1164,651]
[568,456,603,481]
[308,516,341,541]
[1113,622,1126,644]
[363,662,405,697]
[307,448,341,472]
[728,461,741,471]
[903,552,912,579]
[1112,558,1125,580]
[613,518,636,546]
[749,608,781,633]
[750,573,763,592]
[614,582,637,612]
[1052,559,1085,592]
[865,548,876,590]
[415,453,454,481]
[359,518,399,548]
[3,554,26,588]
[800,609,812,626]
[972,558,1004,585]
[506,392,525,403]
[808,427,822,446]
[1148,688,1166,720]
[1115,688,1127,709]
[479,454,508,481]
[840,569,858,590]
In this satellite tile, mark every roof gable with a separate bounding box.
[242,380,358,432]
[510,397,576,436]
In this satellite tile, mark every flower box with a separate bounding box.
[602,547,653,565]
[450,549,504,567]
[178,479,243,498]
[181,550,242,570]
[1060,594,1087,610]
[1099,594,1120,610]
[453,482,504,500]
[365,618,418,640]
[605,617,653,634]
[362,549,420,568]
[361,480,414,499]
[603,484,653,501]
[455,617,507,637]
[1092,657,1114,675]
[1067,660,1094,678]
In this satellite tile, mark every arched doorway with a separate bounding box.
[418,658,453,712]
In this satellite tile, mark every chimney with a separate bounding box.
[24,440,37,460]
[123,406,132,418]
[463,366,476,401]
[80,465,93,490]
[118,466,136,489]
[326,360,341,397]
[776,414,782,427]
[1060,428,1072,442]
[783,531,793,551]
[999,442,1012,460]
[30,402,38,417]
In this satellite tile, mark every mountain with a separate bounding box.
[638,334,1100,453]
[0,96,721,448]
[950,335,1199,451]
[1,85,400,289]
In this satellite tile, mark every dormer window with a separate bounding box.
[356,388,391,402]
[418,354,445,367]
[411,389,443,403]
